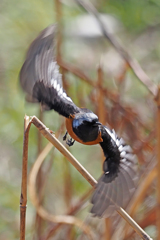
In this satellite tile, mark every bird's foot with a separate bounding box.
[66,138,75,147]
[63,131,75,146]
[63,131,68,141]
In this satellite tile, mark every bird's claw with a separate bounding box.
[63,131,75,146]
[63,131,68,141]
[66,138,75,147]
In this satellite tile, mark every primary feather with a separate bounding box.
[19,24,80,118]
[19,24,138,218]
[91,127,138,217]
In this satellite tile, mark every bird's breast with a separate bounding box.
[65,118,102,145]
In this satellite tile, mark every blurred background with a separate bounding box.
[0,0,160,239]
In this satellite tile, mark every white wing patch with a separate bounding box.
[58,87,63,95]
[104,126,136,163]
[56,83,60,92]
[47,61,73,103]
[95,127,138,218]
[53,80,57,89]
[120,151,126,158]
[105,127,116,142]
[48,62,56,77]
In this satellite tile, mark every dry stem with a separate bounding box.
[58,60,152,134]
[111,164,157,240]
[20,115,153,240]
[29,115,152,240]
[128,166,157,217]
[156,88,160,240]
[97,65,111,240]
[44,188,93,239]
[31,116,97,188]
[76,0,158,96]
[20,115,32,240]
[34,107,44,240]
[28,134,94,240]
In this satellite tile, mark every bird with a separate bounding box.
[19,24,138,217]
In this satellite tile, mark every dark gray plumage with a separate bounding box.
[19,24,80,117]
[91,127,138,217]
[19,24,138,218]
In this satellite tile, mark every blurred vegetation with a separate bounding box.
[0,0,160,239]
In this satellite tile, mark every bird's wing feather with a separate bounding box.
[91,127,138,217]
[19,24,80,118]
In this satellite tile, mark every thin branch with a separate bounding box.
[128,166,157,217]
[34,107,44,240]
[124,206,156,240]
[58,60,153,134]
[57,59,96,88]
[155,87,160,240]
[44,188,93,240]
[28,137,94,240]
[31,116,97,188]
[97,64,111,240]
[76,0,158,96]
[55,0,63,63]
[97,63,106,125]
[20,115,32,240]
[111,164,157,240]
[29,115,152,240]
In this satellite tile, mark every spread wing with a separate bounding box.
[91,127,138,217]
[19,24,80,118]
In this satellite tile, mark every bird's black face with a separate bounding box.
[72,111,101,142]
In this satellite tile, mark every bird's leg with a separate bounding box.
[63,131,68,141]
[66,138,75,147]
[63,131,75,146]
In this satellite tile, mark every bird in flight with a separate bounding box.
[20,24,138,217]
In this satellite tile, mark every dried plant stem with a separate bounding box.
[124,206,156,240]
[116,208,152,240]
[57,59,96,88]
[63,157,72,208]
[55,2,74,213]
[20,115,153,240]
[37,107,43,154]
[59,60,152,135]
[20,115,32,240]
[55,0,62,63]
[111,165,157,240]
[156,88,160,240]
[28,138,94,240]
[97,64,105,125]
[34,108,44,240]
[76,0,158,96]
[138,206,156,229]
[104,219,111,240]
[31,116,97,188]
[29,115,152,240]
[128,166,157,217]
[97,65,111,240]
[44,189,93,240]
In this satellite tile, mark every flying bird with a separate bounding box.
[19,24,137,217]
